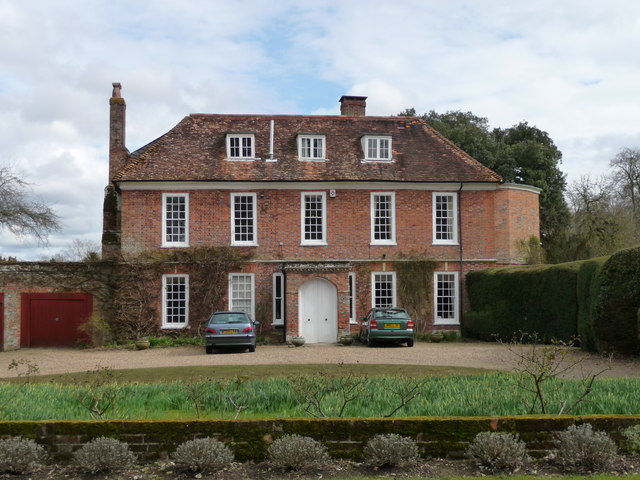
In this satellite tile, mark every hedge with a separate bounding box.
[465,247,640,356]
[595,247,640,355]
[576,257,607,352]
[465,262,581,342]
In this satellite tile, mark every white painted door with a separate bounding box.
[299,278,338,343]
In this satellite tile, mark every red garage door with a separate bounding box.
[21,293,93,347]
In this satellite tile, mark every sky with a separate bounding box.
[1,0,639,260]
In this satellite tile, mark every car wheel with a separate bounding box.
[248,345,256,352]
[367,338,376,348]
[205,345,214,355]
[406,339,414,347]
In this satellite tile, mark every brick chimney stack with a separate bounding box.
[109,82,127,181]
[339,96,367,116]
[103,83,126,259]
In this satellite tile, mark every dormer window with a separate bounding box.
[226,134,255,160]
[298,135,326,161]
[362,135,392,161]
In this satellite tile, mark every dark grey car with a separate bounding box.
[204,311,258,354]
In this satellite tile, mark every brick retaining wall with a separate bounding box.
[2,415,638,462]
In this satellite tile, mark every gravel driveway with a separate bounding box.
[0,341,637,379]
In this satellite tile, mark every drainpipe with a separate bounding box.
[281,264,287,343]
[458,183,464,335]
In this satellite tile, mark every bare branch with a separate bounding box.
[0,164,60,244]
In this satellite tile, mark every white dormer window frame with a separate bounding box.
[297,134,326,161]
[226,133,255,160]
[362,135,392,162]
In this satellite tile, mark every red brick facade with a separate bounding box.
[104,84,540,343]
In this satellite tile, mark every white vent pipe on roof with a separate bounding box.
[267,119,276,161]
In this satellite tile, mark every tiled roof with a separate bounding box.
[114,114,502,183]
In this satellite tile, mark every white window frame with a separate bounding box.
[349,272,357,324]
[272,272,284,325]
[162,274,189,328]
[370,192,396,245]
[162,193,189,247]
[371,271,396,308]
[362,135,392,161]
[432,192,458,245]
[231,193,257,246]
[301,192,327,245]
[228,273,255,320]
[226,133,255,160]
[297,135,326,161]
[434,271,459,325]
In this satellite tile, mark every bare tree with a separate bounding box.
[52,239,101,261]
[567,175,634,258]
[0,164,60,243]
[610,147,640,222]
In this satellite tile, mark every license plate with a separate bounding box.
[221,329,238,334]
[385,323,401,329]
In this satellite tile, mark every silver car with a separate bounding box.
[204,311,258,354]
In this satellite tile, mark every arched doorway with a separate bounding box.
[298,277,338,343]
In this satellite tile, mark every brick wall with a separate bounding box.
[120,186,539,262]
[3,415,638,462]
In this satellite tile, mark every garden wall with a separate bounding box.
[2,415,638,462]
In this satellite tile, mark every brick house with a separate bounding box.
[103,83,540,343]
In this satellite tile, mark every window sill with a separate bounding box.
[361,158,394,163]
[300,242,328,246]
[161,243,190,248]
[225,157,260,162]
[161,324,188,330]
[232,243,258,247]
[432,242,459,246]
[370,241,397,246]
[433,320,460,326]
[299,158,328,162]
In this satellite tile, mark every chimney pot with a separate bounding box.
[112,82,122,98]
[339,95,367,116]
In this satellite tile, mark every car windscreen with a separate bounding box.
[209,314,248,324]
[375,309,410,319]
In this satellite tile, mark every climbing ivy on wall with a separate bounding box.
[0,247,252,343]
[395,254,437,335]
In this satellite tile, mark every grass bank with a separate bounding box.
[1,371,639,420]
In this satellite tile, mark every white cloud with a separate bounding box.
[1,0,639,258]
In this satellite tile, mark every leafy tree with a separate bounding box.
[401,109,570,260]
[0,164,60,244]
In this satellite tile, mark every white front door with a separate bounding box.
[299,278,338,343]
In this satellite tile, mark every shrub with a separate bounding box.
[73,437,136,474]
[467,432,529,473]
[0,437,47,474]
[172,437,234,473]
[554,424,617,472]
[363,433,419,468]
[267,434,330,472]
[622,424,640,454]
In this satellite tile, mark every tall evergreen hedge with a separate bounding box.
[465,248,640,356]
[576,257,607,352]
[595,247,640,355]
[465,263,581,342]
